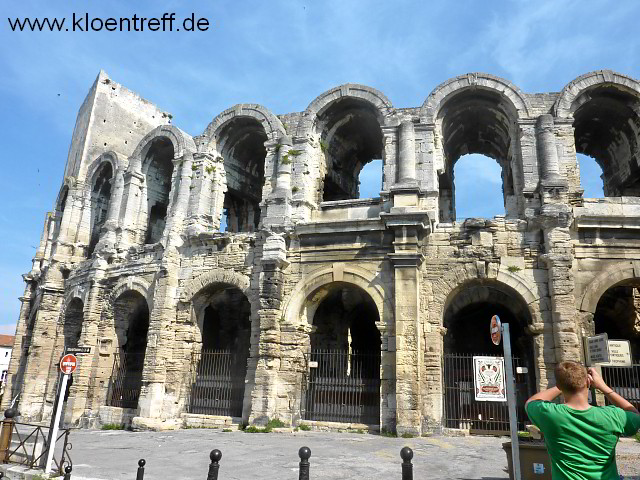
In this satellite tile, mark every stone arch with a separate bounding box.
[129,125,196,171]
[421,73,531,123]
[109,276,153,309]
[553,70,640,118]
[63,285,89,313]
[84,152,119,187]
[179,269,251,304]
[295,84,393,137]
[579,261,640,315]
[200,104,285,154]
[434,264,540,325]
[283,265,392,328]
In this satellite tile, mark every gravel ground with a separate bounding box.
[55,429,640,480]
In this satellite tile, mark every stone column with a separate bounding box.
[536,115,564,185]
[275,136,293,193]
[262,138,293,229]
[164,153,193,248]
[96,167,125,254]
[397,120,417,184]
[117,169,145,249]
[1,282,36,410]
[248,233,288,424]
[17,289,65,421]
[390,250,423,436]
[64,276,106,425]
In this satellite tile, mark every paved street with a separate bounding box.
[60,429,640,480]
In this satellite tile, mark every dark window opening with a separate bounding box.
[594,285,640,358]
[218,118,267,232]
[88,162,113,255]
[573,86,640,196]
[318,99,383,202]
[438,89,516,222]
[63,298,84,349]
[144,139,174,244]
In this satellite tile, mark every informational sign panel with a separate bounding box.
[585,333,609,365]
[473,356,506,402]
[600,340,632,367]
[66,346,91,354]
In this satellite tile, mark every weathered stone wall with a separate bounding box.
[8,69,640,435]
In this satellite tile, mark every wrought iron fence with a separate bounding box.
[601,359,640,409]
[302,349,381,425]
[0,420,71,474]
[442,353,530,433]
[187,350,246,418]
[107,353,145,409]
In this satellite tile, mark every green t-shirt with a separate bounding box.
[526,401,640,480]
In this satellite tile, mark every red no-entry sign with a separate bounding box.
[60,354,77,374]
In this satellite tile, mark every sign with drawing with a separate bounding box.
[473,356,506,402]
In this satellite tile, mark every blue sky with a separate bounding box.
[1,0,638,333]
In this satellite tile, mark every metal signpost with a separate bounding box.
[490,315,521,480]
[44,354,77,474]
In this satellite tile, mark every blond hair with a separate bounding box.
[555,361,588,394]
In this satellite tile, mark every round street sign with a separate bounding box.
[60,354,77,375]
[490,315,502,346]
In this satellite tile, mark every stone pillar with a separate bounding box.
[185,153,225,236]
[64,276,105,425]
[262,138,293,229]
[397,120,417,184]
[1,283,36,410]
[17,289,65,421]
[96,167,125,254]
[536,115,564,186]
[390,250,423,436]
[117,169,145,249]
[248,233,288,424]
[164,153,193,247]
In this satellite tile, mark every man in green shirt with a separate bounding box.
[525,361,640,480]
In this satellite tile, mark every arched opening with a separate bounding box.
[437,89,518,222]
[577,153,605,198]
[593,282,640,409]
[63,298,84,349]
[108,291,149,409]
[144,138,174,244]
[452,154,505,220]
[572,85,640,196]
[88,162,113,255]
[304,283,381,425]
[218,118,267,232]
[317,98,383,202]
[442,281,535,432]
[189,285,251,417]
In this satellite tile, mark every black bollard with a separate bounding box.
[298,446,311,480]
[136,459,146,480]
[207,449,222,480]
[400,447,413,480]
[63,465,72,480]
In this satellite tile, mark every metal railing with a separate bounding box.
[602,359,640,409]
[187,350,247,418]
[0,409,72,475]
[107,353,145,409]
[442,353,530,433]
[303,349,381,425]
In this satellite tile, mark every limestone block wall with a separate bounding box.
[7,69,640,434]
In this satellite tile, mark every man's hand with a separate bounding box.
[587,368,608,392]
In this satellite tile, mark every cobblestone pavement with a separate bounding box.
[63,429,639,480]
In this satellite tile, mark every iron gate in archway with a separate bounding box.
[602,358,640,410]
[302,350,380,425]
[187,350,246,417]
[442,353,531,433]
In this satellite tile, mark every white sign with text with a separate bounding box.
[473,356,506,402]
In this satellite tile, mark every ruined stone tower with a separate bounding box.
[5,70,640,434]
